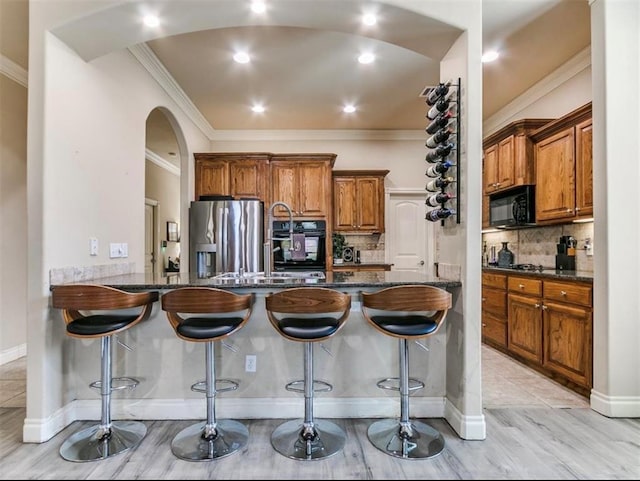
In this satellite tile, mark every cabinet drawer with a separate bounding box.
[482,313,507,348]
[508,276,542,296]
[482,286,507,317]
[483,272,507,289]
[544,281,592,307]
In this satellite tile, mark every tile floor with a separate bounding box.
[0,344,589,410]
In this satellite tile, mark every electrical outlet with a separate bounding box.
[89,237,98,256]
[245,354,257,372]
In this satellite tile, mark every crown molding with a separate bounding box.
[0,54,28,87]
[483,46,591,136]
[209,129,425,141]
[145,148,180,177]
[128,43,216,139]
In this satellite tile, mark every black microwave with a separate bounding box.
[489,185,536,228]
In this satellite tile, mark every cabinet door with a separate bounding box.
[356,177,383,231]
[298,162,329,217]
[483,144,499,194]
[575,118,593,218]
[333,177,357,230]
[195,160,229,199]
[535,127,576,222]
[229,158,268,200]
[270,162,298,217]
[508,293,543,364]
[483,312,507,348]
[497,135,515,190]
[543,300,592,388]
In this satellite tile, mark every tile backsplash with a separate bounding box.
[482,222,594,272]
[342,233,385,263]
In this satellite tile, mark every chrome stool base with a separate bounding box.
[171,419,248,461]
[60,420,147,462]
[271,419,346,460]
[367,418,444,459]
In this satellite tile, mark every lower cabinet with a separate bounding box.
[482,272,508,348]
[483,270,593,394]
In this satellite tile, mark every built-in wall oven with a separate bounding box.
[272,220,326,271]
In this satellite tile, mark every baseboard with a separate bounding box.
[0,344,26,365]
[444,398,486,440]
[590,389,640,418]
[24,396,457,443]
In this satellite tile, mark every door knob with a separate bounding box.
[419,260,425,266]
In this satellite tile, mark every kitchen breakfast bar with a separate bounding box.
[42,270,474,443]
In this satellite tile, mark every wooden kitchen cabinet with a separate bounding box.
[507,276,544,365]
[482,272,508,348]
[269,153,336,219]
[194,152,270,201]
[542,280,592,389]
[532,103,592,224]
[332,170,389,233]
[482,119,552,196]
[493,270,593,394]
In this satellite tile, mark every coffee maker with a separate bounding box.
[556,236,576,270]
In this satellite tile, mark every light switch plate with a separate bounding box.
[121,243,128,258]
[109,243,120,258]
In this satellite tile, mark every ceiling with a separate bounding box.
[1,0,591,160]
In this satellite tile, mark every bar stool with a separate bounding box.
[161,287,253,461]
[361,285,452,459]
[51,284,159,462]
[265,287,351,460]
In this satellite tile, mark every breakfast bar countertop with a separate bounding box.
[50,270,461,291]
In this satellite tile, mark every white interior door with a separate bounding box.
[386,190,435,275]
[144,200,158,275]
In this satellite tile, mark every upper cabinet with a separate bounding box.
[194,152,270,201]
[332,170,389,233]
[482,119,552,196]
[531,103,592,224]
[269,153,336,219]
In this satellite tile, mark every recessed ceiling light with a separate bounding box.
[362,13,377,26]
[481,50,499,63]
[343,105,356,114]
[358,52,375,64]
[252,104,265,113]
[251,1,267,14]
[233,52,251,64]
[143,15,160,28]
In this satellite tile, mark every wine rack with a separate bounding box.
[423,78,461,225]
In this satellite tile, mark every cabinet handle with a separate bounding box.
[534,303,541,308]
[567,208,573,213]
[575,207,581,212]
[482,323,486,327]
[560,290,567,296]
[542,305,548,310]
[482,298,486,302]
[519,284,525,289]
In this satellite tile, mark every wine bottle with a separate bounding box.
[425,208,456,222]
[425,128,453,148]
[425,192,455,207]
[425,176,454,192]
[425,91,455,120]
[425,160,453,178]
[424,81,451,106]
[425,142,455,163]
[425,111,452,134]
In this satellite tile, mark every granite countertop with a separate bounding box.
[483,266,593,283]
[49,270,461,291]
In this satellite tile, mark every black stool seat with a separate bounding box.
[362,285,451,460]
[51,285,158,462]
[266,288,351,461]
[161,287,253,462]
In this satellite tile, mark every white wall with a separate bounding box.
[0,74,27,362]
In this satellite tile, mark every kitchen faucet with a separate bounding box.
[264,201,293,277]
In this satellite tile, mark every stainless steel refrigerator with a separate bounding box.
[189,199,264,278]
